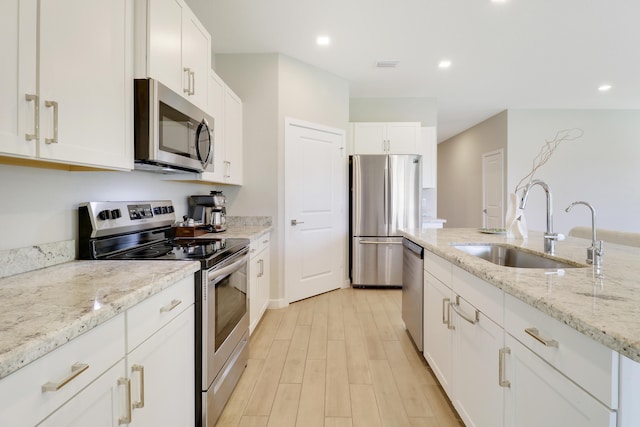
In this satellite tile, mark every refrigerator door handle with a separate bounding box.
[359,240,403,245]
[384,159,389,229]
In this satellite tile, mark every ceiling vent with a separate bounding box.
[375,60,399,68]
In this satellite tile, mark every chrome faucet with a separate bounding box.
[565,201,603,266]
[519,180,559,255]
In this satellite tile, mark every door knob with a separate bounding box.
[483,209,488,214]
[291,219,305,226]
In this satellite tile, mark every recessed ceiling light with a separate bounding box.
[438,60,452,69]
[598,84,612,92]
[317,36,330,46]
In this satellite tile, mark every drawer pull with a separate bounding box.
[499,347,511,388]
[118,377,132,424]
[132,364,145,409]
[41,362,89,392]
[450,297,479,325]
[160,299,182,313]
[525,327,559,348]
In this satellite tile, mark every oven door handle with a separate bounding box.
[209,252,249,282]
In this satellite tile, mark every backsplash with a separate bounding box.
[226,216,272,227]
[0,240,75,279]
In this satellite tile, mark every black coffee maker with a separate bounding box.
[188,191,227,232]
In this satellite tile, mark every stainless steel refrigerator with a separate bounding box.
[350,154,422,287]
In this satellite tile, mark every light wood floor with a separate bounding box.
[215,287,463,427]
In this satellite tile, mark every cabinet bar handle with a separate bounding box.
[224,160,231,178]
[160,299,182,313]
[524,327,559,348]
[258,259,264,277]
[190,71,195,95]
[499,347,511,388]
[131,364,145,409]
[44,100,58,144]
[449,296,479,325]
[118,377,132,424]
[41,362,89,392]
[442,298,454,329]
[25,94,39,141]
[183,67,191,94]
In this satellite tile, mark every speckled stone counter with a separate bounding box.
[195,224,273,241]
[0,260,200,380]
[400,228,640,363]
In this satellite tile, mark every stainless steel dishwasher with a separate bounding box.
[402,238,424,351]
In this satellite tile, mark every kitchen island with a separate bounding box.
[400,227,640,427]
[400,227,640,362]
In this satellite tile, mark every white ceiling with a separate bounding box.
[191,0,640,142]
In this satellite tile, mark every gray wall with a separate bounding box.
[215,53,350,304]
[508,109,640,235]
[438,111,508,228]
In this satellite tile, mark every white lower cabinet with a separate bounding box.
[249,232,271,334]
[127,305,195,426]
[422,249,626,427]
[504,333,616,427]
[125,275,195,426]
[0,275,195,427]
[0,314,125,427]
[38,360,127,427]
[423,270,453,394]
[451,296,504,427]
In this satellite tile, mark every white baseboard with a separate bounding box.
[268,298,289,309]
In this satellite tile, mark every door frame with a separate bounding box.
[482,148,504,228]
[283,117,348,304]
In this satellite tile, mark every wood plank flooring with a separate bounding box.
[216,287,463,427]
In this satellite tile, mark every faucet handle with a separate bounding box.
[587,240,604,266]
[543,232,565,241]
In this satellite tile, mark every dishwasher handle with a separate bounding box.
[402,238,424,259]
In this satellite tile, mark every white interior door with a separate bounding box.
[284,118,345,303]
[482,149,504,228]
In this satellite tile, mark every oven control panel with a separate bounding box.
[80,200,177,238]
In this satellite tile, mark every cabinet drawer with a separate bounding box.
[424,250,451,286]
[452,266,503,326]
[505,294,618,408]
[0,314,125,427]
[127,275,195,351]
[250,232,270,259]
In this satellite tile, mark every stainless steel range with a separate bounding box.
[78,200,249,427]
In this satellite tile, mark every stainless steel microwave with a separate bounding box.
[134,78,214,173]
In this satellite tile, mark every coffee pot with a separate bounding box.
[188,191,227,232]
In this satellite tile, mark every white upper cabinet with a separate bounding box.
[139,0,211,110]
[223,87,243,185]
[197,70,244,185]
[420,126,437,188]
[202,70,226,183]
[0,0,36,158]
[352,122,420,154]
[0,0,133,170]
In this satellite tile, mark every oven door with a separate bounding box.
[202,249,249,389]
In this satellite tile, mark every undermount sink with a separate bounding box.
[451,243,585,269]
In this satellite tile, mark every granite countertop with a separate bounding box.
[194,224,273,241]
[0,260,200,380]
[400,227,640,363]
